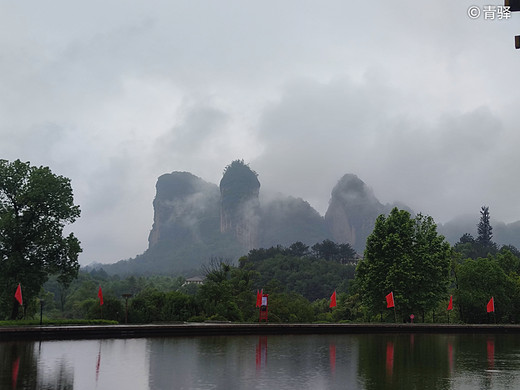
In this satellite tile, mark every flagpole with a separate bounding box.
[393,306,397,323]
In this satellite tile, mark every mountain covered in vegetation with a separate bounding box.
[96,160,520,276]
[99,161,388,275]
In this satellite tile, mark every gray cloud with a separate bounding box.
[1,0,519,264]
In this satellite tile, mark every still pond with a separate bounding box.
[2,333,520,389]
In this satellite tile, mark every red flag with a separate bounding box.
[487,297,494,313]
[256,290,262,308]
[447,295,453,311]
[98,286,104,306]
[386,292,395,308]
[329,291,337,308]
[14,284,22,306]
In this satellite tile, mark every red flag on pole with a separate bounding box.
[14,284,22,306]
[447,295,453,311]
[386,292,395,308]
[256,290,262,308]
[98,286,104,306]
[487,297,495,313]
[329,291,337,308]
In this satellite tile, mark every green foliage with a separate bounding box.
[129,289,166,323]
[0,159,82,319]
[477,206,495,249]
[0,319,117,326]
[456,256,516,323]
[197,263,255,321]
[332,292,366,323]
[267,292,314,323]
[311,239,356,263]
[241,249,354,301]
[84,296,124,322]
[220,159,260,211]
[453,207,499,260]
[357,208,451,320]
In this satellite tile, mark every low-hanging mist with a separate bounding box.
[95,160,520,276]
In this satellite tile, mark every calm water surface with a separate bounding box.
[2,333,520,389]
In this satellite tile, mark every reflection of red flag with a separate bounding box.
[447,295,453,311]
[256,336,267,370]
[487,338,495,369]
[98,286,104,306]
[386,292,394,308]
[386,341,394,377]
[14,284,22,306]
[329,291,337,308]
[12,357,20,389]
[329,343,336,374]
[448,342,454,373]
[487,297,494,313]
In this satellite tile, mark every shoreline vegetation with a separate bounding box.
[2,159,517,326]
[28,232,519,326]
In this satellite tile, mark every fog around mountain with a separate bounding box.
[93,161,520,275]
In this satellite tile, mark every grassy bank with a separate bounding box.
[0,319,118,327]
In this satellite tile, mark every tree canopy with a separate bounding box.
[356,208,451,320]
[0,159,82,319]
[453,206,499,260]
[477,206,493,246]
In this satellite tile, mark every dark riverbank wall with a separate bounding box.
[2,323,520,341]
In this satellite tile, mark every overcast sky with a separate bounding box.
[2,1,519,265]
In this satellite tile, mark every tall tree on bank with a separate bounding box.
[0,160,82,319]
[476,206,497,257]
[356,208,451,321]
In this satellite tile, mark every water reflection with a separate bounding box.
[487,338,495,370]
[256,336,267,370]
[385,341,394,379]
[329,343,336,375]
[3,333,520,389]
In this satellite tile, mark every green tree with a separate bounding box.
[356,208,451,321]
[456,256,514,323]
[453,233,480,260]
[476,206,498,257]
[477,206,493,246]
[267,292,314,323]
[0,159,81,319]
[196,261,256,321]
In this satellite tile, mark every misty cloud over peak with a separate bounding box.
[2,1,519,264]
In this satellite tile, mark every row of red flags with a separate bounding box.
[13,284,497,313]
[12,284,105,307]
[328,290,496,313]
[384,292,495,313]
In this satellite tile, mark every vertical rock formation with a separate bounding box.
[219,160,260,249]
[324,174,386,252]
[148,172,220,248]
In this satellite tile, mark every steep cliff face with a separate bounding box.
[148,172,220,248]
[219,160,260,250]
[324,174,386,252]
[106,163,418,275]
